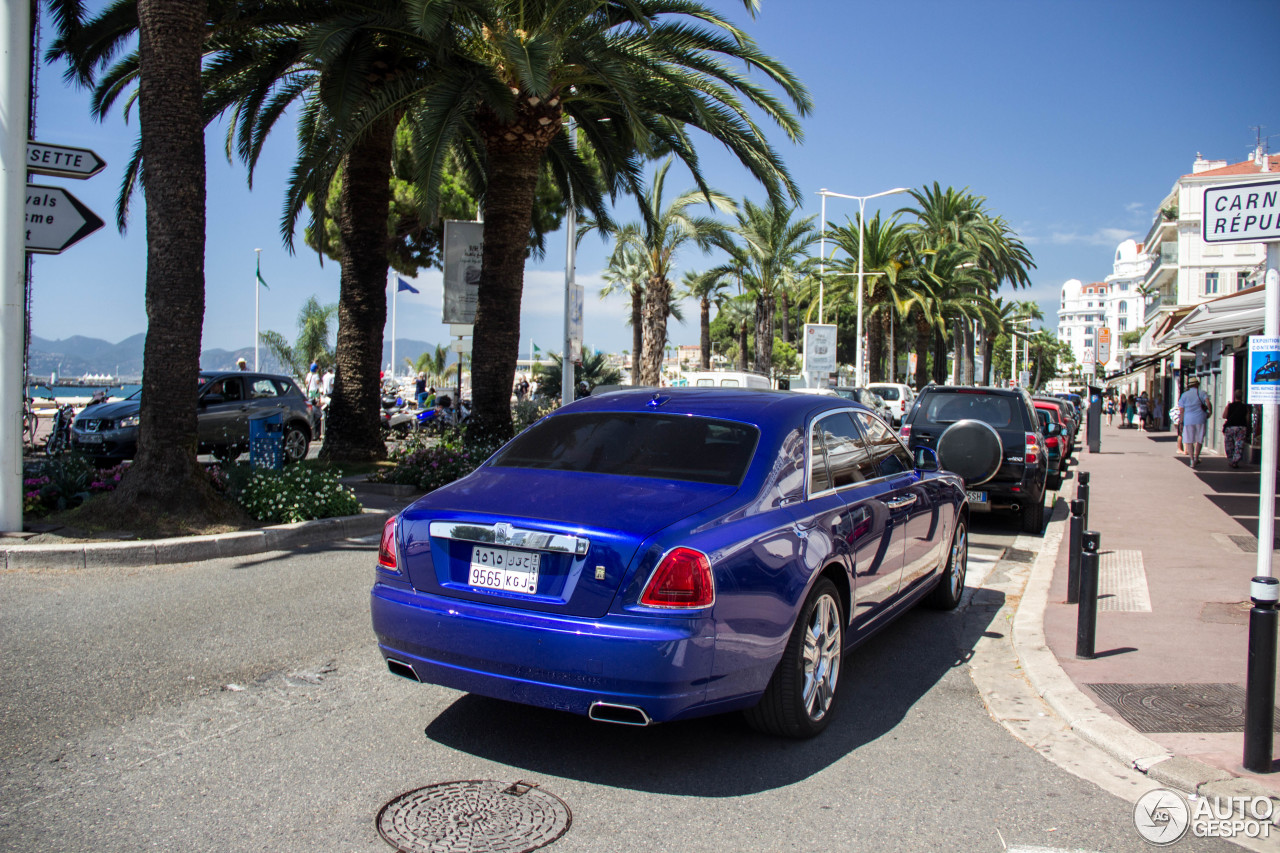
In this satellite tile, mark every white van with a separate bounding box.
[683,371,772,390]
[866,382,915,425]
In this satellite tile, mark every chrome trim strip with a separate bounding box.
[428,521,590,555]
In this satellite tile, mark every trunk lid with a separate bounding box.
[396,467,736,617]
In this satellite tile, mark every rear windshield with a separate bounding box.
[918,393,1017,428]
[873,387,901,401]
[490,412,759,486]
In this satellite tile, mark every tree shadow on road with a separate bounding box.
[421,588,1004,796]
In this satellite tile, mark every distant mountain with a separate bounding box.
[27,333,446,381]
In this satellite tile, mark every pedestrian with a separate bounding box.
[414,373,428,408]
[305,362,321,404]
[1136,392,1150,431]
[424,386,436,410]
[321,365,335,397]
[1223,390,1250,468]
[1177,377,1211,468]
[1125,394,1136,427]
[1170,399,1183,453]
[1116,394,1127,427]
[236,357,248,371]
[1104,395,1116,426]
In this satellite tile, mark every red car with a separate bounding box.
[1033,400,1070,490]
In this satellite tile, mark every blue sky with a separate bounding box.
[27,0,1280,364]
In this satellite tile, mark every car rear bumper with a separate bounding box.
[371,581,716,722]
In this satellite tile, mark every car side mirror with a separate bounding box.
[914,446,940,472]
[1045,422,1059,436]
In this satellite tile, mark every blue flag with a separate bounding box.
[397,276,419,294]
[256,257,269,290]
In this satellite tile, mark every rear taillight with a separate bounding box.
[899,424,911,441]
[378,515,398,571]
[640,547,714,608]
[1046,436,1059,449]
[1025,432,1039,465]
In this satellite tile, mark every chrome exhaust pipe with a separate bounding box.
[588,701,652,726]
[385,658,420,682]
[1010,503,1020,513]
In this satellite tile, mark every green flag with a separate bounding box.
[256,257,269,290]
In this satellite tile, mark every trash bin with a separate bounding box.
[249,410,284,470]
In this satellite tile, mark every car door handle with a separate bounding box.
[885,495,916,510]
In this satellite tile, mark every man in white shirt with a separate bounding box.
[1177,377,1210,468]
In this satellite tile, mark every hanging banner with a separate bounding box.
[442,220,483,324]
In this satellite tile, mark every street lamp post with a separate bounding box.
[817,187,911,387]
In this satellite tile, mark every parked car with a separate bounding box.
[1033,404,1067,491]
[1034,395,1078,459]
[684,370,772,390]
[898,385,1049,533]
[831,386,894,424]
[71,371,313,466]
[867,382,915,426]
[372,387,969,738]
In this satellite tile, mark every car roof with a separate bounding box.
[917,384,1027,397]
[199,370,293,382]
[565,386,862,430]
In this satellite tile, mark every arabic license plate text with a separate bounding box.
[469,546,540,595]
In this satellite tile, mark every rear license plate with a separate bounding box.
[966,490,987,504]
[469,546,540,595]
[78,434,104,444]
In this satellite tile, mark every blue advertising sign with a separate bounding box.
[1249,335,1280,404]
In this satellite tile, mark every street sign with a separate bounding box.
[25,184,104,254]
[1204,179,1280,244]
[26,141,106,179]
[1096,328,1112,365]
[1249,335,1280,404]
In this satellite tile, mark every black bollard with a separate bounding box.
[1076,531,1100,660]
[1077,471,1091,532]
[1244,576,1279,773]
[1067,499,1085,604]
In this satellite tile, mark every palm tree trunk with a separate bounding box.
[778,291,791,344]
[933,326,947,384]
[699,296,711,369]
[753,293,774,375]
[103,0,233,527]
[641,274,670,385]
[631,287,643,383]
[914,312,930,389]
[981,332,994,385]
[867,312,885,383]
[738,321,749,370]
[320,116,396,462]
[963,319,976,385]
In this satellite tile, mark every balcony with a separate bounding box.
[1143,242,1178,292]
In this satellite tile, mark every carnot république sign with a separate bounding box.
[1203,178,1280,243]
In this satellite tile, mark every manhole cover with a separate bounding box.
[1087,683,1280,733]
[377,780,571,853]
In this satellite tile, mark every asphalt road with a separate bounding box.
[0,513,1236,853]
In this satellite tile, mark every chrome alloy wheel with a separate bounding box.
[801,594,842,722]
[949,525,968,600]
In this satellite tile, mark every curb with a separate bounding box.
[0,508,391,571]
[1010,500,1280,805]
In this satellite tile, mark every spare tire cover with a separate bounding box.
[936,419,1003,485]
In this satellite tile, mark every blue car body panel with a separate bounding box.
[371,387,966,724]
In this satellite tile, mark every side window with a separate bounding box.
[816,413,875,488]
[809,420,832,494]
[221,378,243,401]
[854,411,913,477]
[250,379,279,399]
[720,379,740,387]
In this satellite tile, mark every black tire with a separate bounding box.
[1020,489,1046,534]
[1047,474,1062,491]
[282,423,310,464]
[936,419,1003,485]
[926,518,968,610]
[744,577,844,738]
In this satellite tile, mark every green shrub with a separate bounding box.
[373,427,503,493]
[233,465,362,524]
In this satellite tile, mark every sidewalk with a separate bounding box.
[0,477,423,570]
[1027,418,1280,798]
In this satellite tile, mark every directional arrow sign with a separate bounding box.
[25,184,105,254]
[26,140,106,179]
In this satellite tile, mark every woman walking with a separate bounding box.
[1223,390,1250,468]
[1105,395,1116,426]
[1178,377,1211,468]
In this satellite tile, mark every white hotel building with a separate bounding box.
[1056,239,1145,378]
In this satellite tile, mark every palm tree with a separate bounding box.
[538,350,623,395]
[599,244,647,383]
[47,0,237,529]
[404,344,451,387]
[677,270,731,370]
[824,213,908,383]
[260,296,338,382]
[721,198,816,376]
[717,295,756,371]
[390,0,810,436]
[612,159,736,385]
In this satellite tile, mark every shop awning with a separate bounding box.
[1156,285,1265,346]
[1101,344,1185,385]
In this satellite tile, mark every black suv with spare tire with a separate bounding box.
[899,385,1049,533]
